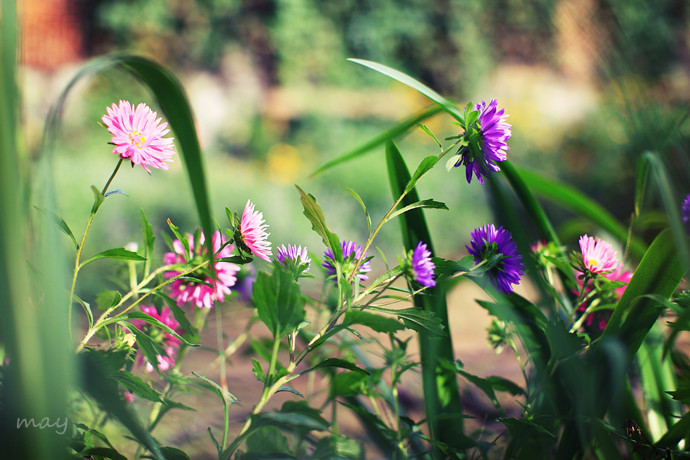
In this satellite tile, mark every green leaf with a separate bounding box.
[112,370,164,403]
[252,269,306,338]
[245,426,292,457]
[386,199,448,223]
[346,188,371,235]
[303,358,370,376]
[368,306,446,336]
[104,312,195,346]
[192,372,238,406]
[344,310,406,334]
[33,206,78,250]
[295,185,341,261]
[313,434,363,460]
[310,105,443,177]
[515,166,647,259]
[349,58,464,123]
[79,447,128,460]
[79,350,165,459]
[405,155,439,194]
[79,248,146,269]
[95,290,122,312]
[159,446,192,460]
[417,123,442,148]
[90,185,105,214]
[140,209,155,275]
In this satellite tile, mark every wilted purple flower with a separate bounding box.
[682,194,690,234]
[323,240,371,282]
[411,241,436,288]
[454,99,511,184]
[276,244,311,272]
[467,224,524,294]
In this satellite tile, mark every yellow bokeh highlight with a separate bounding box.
[266,142,302,185]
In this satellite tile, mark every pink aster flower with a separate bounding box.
[164,230,240,309]
[101,100,175,173]
[131,305,184,372]
[578,235,618,274]
[238,200,272,261]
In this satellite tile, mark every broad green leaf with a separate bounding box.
[79,248,146,269]
[344,310,406,334]
[349,58,464,123]
[385,139,465,452]
[295,185,341,261]
[368,306,446,336]
[313,434,363,460]
[252,269,306,338]
[252,403,330,432]
[159,447,192,460]
[303,358,371,376]
[515,166,647,259]
[79,349,165,459]
[112,370,164,403]
[245,426,291,457]
[79,447,128,460]
[95,290,122,312]
[103,312,195,346]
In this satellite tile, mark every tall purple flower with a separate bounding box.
[682,194,690,234]
[410,241,436,288]
[323,240,371,282]
[467,224,524,294]
[454,99,511,184]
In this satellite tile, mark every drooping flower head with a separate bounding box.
[454,99,511,184]
[467,224,524,294]
[101,100,175,173]
[237,200,272,261]
[164,230,240,309]
[682,193,690,234]
[323,240,372,283]
[276,244,311,275]
[131,305,184,372]
[409,241,436,288]
[575,266,633,333]
[578,235,618,274]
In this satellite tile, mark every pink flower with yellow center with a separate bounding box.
[239,200,272,261]
[101,100,175,173]
[164,230,239,309]
[578,235,618,274]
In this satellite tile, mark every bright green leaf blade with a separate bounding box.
[310,105,443,177]
[295,185,341,261]
[79,248,146,269]
[252,269,306,338]
[349,58,464,123]
[33,206,78,250]
[303,358,371,376]
[405,155,439,193]
[516,166,648,259]
[386,199,448,223]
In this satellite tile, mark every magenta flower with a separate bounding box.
[454,99,511,184]
[164,230,239,309]
[131,305,184,372]
[411,241,436,288]
[238,200,272,261]
[276,244,311,272]
[682,194,690,234]
[101,100,175,173]
[467,224,524,294]
[323,240,372,282]
[578,235,618,274]
[575,266,633,332]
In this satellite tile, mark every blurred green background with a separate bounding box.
[20,0,689,302]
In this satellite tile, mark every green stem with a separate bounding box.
[67,158,124,344]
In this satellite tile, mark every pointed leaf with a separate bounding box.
[79,248,146,269]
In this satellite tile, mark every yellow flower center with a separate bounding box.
[588,259,599,268]
[128,130,146,148]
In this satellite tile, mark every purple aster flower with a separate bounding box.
[277,244,311,272]
[454,99,511,184]
[467,224,524,294]
[682,194,690,234]
[323,240,371,282]
[411,241,436,288]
